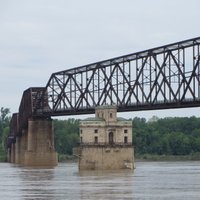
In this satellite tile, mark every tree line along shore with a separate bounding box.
[1,107,200,162]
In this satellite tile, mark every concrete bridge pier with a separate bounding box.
[10,143,15,163]
[18,129,27,165]
[7,148,11,163]
[24,118,58,167]
[14,137,20,164]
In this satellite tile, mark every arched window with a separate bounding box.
[109,132,114,144]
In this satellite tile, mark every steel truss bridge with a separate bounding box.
[11,37,200,133]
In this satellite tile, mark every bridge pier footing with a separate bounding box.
[10,143,15,163]
[15,137,20,164]
[24,119,58,167]
[19,129,27,165]
[10,118,58,167]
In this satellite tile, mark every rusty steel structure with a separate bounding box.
[9,88,49,136]
[34,37,200,117]
[9,37,200,136]
[18,87,49,132]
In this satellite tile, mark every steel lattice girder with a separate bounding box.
[34,37,200,116]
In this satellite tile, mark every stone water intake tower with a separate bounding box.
[77,105,134,170]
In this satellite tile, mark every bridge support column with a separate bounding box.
[14,137,20,164]
[10,143,15,163]
[7,148,11,163]
[16,130,28,165]
[24,118,58,167]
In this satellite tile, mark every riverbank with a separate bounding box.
[58,154,78,162]
[135,153,200,161]
[2,153,200,163]
[57,153,200,162]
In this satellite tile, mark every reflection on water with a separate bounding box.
[78,169,134,200]
[19,168,55,200]
[0,161,200,200]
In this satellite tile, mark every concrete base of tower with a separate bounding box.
[78,145,134,170]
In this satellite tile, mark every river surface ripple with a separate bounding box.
[0,161,200,200]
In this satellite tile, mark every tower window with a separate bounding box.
[110,113,113,118]
[109,132,114,144]
[124,136,128,144]
[94,129,98,133]
[80,137,83,143]
[94,136,98,144]
[124,129,128,134]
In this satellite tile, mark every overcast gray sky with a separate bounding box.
[1,0,200,119]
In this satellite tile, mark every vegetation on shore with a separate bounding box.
[133,116,200,157]
[0,108,10,161]
[135,153,200,161]
[1,106,200,162]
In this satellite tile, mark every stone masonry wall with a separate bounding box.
[79,146,134,170]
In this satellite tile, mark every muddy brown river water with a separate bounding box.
[0,161,200,199]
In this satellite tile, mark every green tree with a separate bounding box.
[132,116,200,156]
[54,119,79,155]
[0,107,10,161]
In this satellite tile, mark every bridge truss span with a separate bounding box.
[36,37,200,116]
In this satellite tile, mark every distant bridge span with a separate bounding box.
[15,37,200,131]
